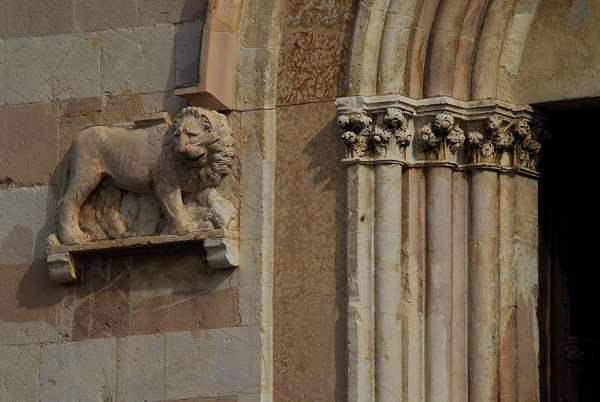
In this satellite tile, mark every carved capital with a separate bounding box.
[338,107,412,160]
[336,95,545,175]
[465,116,543,171]
[419,113,465,160]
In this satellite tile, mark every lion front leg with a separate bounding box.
[155,184,196,235]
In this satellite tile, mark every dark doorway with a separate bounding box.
[538,100,600,401]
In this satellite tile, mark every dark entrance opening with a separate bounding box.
[538,100,600,401]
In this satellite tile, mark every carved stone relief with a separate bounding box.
[338,107,412,159]
[46,106,240,282]
[419,112,465,161]
[336,94,544,173]
[466,116,542,170]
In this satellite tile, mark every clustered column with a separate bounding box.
[337,95,543,402]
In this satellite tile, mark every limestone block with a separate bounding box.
[175,21,204,87]
[0,186,56,264]
[116,334,164,401]
[0,343,40,401]
[165,327,261,399]
[101,25,175,95]
[0,103,59,186]
[215,326,261,394]
[164,330,218,399]
[0,320,61,347]
[4,33,100,104]
[40,338,117,401]
[0,40,4,105]
[0,0,72,38]
[74,0,137,32]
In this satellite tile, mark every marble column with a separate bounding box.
[337,95,543,402]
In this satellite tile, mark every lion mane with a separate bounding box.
[171,107,236,189]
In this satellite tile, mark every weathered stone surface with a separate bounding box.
[0,343,40,401]
[101,25,176,95]
[74,0,207,32]
[70,246,237,340]
[175,21,204,87]
[285,0,354,32]
[75,0,137,32]
[4,33,100,104]
[0,260,64,346]
[0,187,56,263]
[102,92,187,124]
[0,40,4,105]
[165,327,261,400]
[40,337,117,401]
[274,101,347,400]
[0,0,72,39]
[116,334,164,401]
[0,104,59,186]
[277,32,348,106]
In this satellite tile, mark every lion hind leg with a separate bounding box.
[57,166,104,244]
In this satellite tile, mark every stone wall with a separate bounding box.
[273,1,356,400]
[0,1,262,401]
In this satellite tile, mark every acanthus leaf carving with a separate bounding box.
[338,108,412,159]
[465,116,542,171]
[466,116,515,164]
[383,107,411,149]
[419,113,465,159]
[513,119,541,171]
[339,112,372,158]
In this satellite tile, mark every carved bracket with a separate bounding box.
[45,230,239,284]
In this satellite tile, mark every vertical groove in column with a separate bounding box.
[401,168,426,402]
[374,164,403,402]
[346,164,375,402]
[498,173,517,401]
[425,166,453,402]
[469,170,500,401]
[451,171,468,401]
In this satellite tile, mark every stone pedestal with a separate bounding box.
[337,94,543,401]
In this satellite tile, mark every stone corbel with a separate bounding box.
[175,0,244,110]
[46,230,240,284]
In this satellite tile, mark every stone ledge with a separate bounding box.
[45,229,240,284]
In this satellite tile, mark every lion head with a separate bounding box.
[171,107,235,188]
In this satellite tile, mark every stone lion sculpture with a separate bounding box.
[56,106,237,245]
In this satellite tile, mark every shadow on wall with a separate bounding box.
[16,0,213,310]
[303,117,348,400]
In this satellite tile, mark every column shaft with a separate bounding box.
[469,170,500,401]
[346,164,375,402]
[374,164,403,401]
[425,166,453,401]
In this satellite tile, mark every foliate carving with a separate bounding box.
[466,116,515,163]
[419,113,465,157]
[465,116,542,170]
[339,112,371,157]
[338,108,411,158]
[383,108,411,149]
[46,106,240,279]
[514,119,541,170]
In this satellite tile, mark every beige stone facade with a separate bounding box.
[0,0,598,401]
